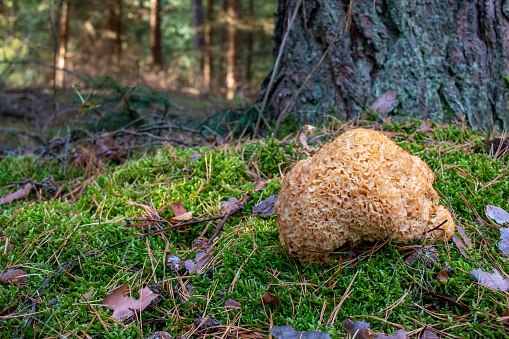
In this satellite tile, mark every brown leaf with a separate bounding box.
[435,268,449,283]
[220,197,239,214]
[404,250,419,264]
[456,226,472,249]
[498,310,509,324]
[0,269,27,286]
[343,319,371,339]
[419,330,440,339]
[253,195,278,217]
[375,329,408,339]
[83,287,94,301]
[171,200,188,217]
[190,153,201,163]
[0,183,33,204]
[423,291,469,312]
[171,211,194,221]
[262,291,281,307]
[451,236,469,258]
[469,269,509,291]
[254,181,267,191]
[486,205,509,225]
[224,297,241,309]
[103,284,161,321]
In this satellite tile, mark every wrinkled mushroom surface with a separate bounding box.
[275,128,455,262]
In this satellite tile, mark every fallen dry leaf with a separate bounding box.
[262,291,281,307]
[499,228,509,254]
[224,297,241,309]
[253,194,278,217]
[103,284,161,321]
[469,269,509,291]
[0,183,33,205]
[193,317,222,332]
[83,287,94,301]
[435,268,449,283]
[220,197,240,214]
[0,269,27,286]
[269,325,331,339]
[486,205,509,225]
[343,319,370,339]
[423,291,468,312]
[190,153,201,163]
[170,200,193,220]
[171,200,187,216]
[456,226,472,249]
[419,330,440,339]
[186,248,213,274]
[451,236,468,258]
[254,180,267,191]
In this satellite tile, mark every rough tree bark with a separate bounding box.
[226,0,242,99]
[150,0,163,68]
[204,0,215,89]
[108,0,123,63]
[55,0,70,88]
[192,0,205,71]
[262,0,509,131]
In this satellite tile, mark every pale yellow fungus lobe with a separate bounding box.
[275,128,455,262]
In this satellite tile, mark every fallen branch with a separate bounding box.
[208,195,252,245]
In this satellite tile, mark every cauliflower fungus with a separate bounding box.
[275,128,456,262]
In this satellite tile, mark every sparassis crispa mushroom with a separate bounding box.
[275,128,456,262]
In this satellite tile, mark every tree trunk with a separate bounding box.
[150,0,163,68]
[245,0,254,82]
[218,0,228,89]
[263,0,509,131]
[108,0,123,63]
[55,0,70,88]
[192,0,205,71]
[226,0,242,100]
[204,0,215,89]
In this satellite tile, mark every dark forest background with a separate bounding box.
[0,0,275,101]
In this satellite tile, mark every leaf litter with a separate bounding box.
[103,284,162,321]
[253,194,278,217]
[0,183,33,204]
[486,204,509,225]
[469,269,509,291]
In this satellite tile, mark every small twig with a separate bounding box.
[208,195,252,245]
[424,219,448,234]
[137,216,226,238]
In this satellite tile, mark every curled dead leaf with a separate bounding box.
[0,183,33,205]
[486,205,509,225]
[103,284,161,321]
[435,268,449,283]
[224,297,241,309]
[469,269,509,291]
[0,269,27,286]
[262,291,281,307]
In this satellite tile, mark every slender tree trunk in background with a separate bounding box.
[245,0,254,82]
[218,0,227,88]
[192,0,205,71]
[204,0,214,89]
[55,0,70,88]
[226,0,241,100]
[263,0,509,131]
[108,0,123,63]
[150,0,163,68]
[0,0,5,15]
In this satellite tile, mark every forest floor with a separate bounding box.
[1,110,509,338]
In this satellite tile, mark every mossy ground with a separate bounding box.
[1,120,509,338]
